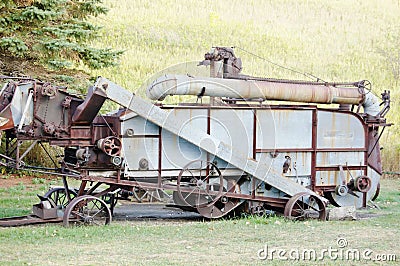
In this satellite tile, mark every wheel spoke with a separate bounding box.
[45,188,76,210]
[55,190,59,205]
[177,160,223,208]
[92,220,101,226]
[202,174,211,183]
[64,195,111,227]
[292,208,303,214]
[71,210,86,219]
[93,200,102,212]
[92,207,105,218]
[59,194,65,205]
[285,192,326,221]
[204,188,218,203]
[308,205,321,212]
[293,214,306,220]
[184,187,199,200]
[92,199,101,211]
[294,202,305,211]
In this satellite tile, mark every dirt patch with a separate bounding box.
[0,55,88,81]
[0,174,55,188]
[357,212,383,219]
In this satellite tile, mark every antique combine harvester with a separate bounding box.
[0,47,391,226]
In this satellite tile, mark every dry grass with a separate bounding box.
[81,0,400,172]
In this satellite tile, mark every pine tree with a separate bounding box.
[0,0,122,70]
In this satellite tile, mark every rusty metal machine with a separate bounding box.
[0,47,391,226]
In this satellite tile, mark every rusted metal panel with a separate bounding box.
[316,170,361,187]
[0,105,15,130]
[367,128,382,174]
[70,126,91,139]
[72,86,106,124]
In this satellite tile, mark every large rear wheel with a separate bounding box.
[177,160,224,208]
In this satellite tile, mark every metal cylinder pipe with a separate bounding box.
[146,74,381,115]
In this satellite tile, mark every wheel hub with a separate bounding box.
[84,216,94,224]
[335,185,348,196]
[196,179,204,187]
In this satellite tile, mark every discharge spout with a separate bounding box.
[146,74,381,116]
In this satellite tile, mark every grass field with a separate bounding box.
[1,1,400,265]
[0,176,399,265]
[84,0,400,171]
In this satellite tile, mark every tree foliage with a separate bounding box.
[0,0,122,70]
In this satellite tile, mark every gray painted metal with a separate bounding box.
[96,77,315,198]
[317,111,365,149]
[10,83,34,127]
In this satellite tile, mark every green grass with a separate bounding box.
[0,178,398,265]
[0,183,47,218]
[1,1,400,264]
[0,176,62,218]
[80,0,400,171]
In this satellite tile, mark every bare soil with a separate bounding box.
[0,55,87,81]
[0,174,56,188]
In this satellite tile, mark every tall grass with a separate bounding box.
[87,0,400,171]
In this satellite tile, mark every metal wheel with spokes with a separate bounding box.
[63,195,112,227]
[177,160,224,208]
[133,188,172,203]
[197,179,241,219]
[44,187,76,209]
[97,136,121,156]
[284,192,326,221]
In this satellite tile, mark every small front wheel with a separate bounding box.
[63,195,112,227]
[284,192,326,221]
[44,187,76,209]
